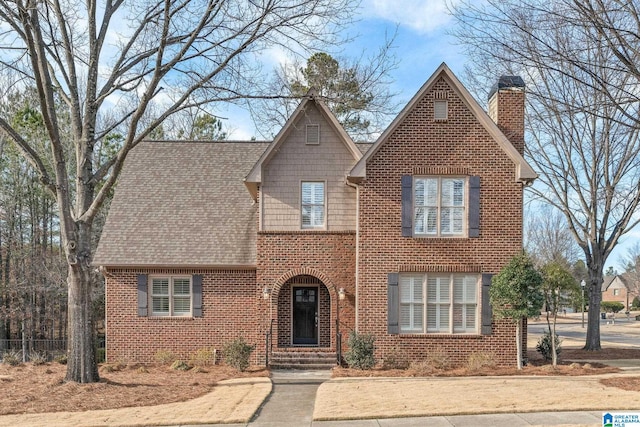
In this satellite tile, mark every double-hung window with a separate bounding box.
[301,181,325,228]
[150,276,192,317]
[399,273,478,334]
[414,177,465,236]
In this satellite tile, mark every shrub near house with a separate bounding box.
[93,64,536,368]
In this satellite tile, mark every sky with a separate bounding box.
[221,0,633,272]
[223,0,468,141]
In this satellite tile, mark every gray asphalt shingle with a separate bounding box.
[93,141,270,267]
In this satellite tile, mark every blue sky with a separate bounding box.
[221,0,633,272]
[224,0,467,141]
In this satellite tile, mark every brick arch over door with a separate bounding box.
[272,269,338,348]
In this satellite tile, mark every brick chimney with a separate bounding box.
[488,76,525,155]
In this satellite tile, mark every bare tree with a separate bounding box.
[0,0,358,382]
[525,206,582,267]
[452,0,640,350]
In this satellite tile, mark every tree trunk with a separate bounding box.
[551,311,557,367]
[65,262,99,382]
[584,260,604,351]
[64,219,99,383]
[515,318,522,370]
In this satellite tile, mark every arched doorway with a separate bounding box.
[277,275,332,348]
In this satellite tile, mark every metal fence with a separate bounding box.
[0,339,67,361]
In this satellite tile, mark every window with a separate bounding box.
[434,100,448,120]
[150,276,192,316]
[399,273,478,334]
[414,177,465,236]
[306,124,320,144]
[301,181,325,228]
[613,289,620,296]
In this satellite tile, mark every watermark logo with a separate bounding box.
[604,412,640,427]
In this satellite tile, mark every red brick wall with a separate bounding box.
[491,89,525,155]
[356,76,525,367]
[257,231,356,354]
[105,268,262,364]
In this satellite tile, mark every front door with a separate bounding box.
[293,287,318,345]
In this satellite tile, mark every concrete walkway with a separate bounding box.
[247,370,331,426]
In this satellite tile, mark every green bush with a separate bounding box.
[223,338,254,372]
[536,330,562,361]
[601,301,625,313]
[53,353,67,365]
[632,296,640,309]
[344,331,375,370]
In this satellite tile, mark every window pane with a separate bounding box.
[441,208,451,233]
[152,278,169,295]
[452,208,464,234]
[442,179,464,207]
[173,278,190,295]
[312,205,324,226]
[428,276,449,303]
[415,179,425,206]
[400,275,423,303]
[426,208,437,234]
[427,304,449,332]
[414,207,425,233]
[152,296,169,314]
[425,179,438,206]
[174,297,191,314]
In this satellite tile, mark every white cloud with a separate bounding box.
[363,0,457,34]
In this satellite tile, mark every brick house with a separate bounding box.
[602,274,638,310]
[93,63,536,367]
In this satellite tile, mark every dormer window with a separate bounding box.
[306,124,320,144]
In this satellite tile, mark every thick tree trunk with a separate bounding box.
[65,262,99,382]
[584,256,604,351]
[64,221,99,383]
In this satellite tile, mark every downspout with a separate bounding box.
[346,177,359,332]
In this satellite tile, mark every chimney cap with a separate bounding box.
[488,75,525,100]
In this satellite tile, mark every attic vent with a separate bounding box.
[434,91,448,99]
[306,124,320,145]
[434,100,448,121]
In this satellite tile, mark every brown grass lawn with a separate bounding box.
[0,362,268,415]
[0,347,638,416]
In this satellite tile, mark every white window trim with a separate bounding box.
[149,275,193,317]
[300,180,326,229]
[413,176,467,237]
[399,273,480,334]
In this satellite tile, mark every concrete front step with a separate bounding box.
[269,350,337,370]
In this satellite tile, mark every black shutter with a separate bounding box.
[388,273,399,334]
[469,176,481,238]
[137,274,148,316]
[192,274,203,317]
[401,175,413,237]
[481,273,493,335]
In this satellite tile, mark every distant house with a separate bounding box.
[602,274,638,310]
[93,63,537,368]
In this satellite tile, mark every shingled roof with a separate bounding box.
[93,141,269,268]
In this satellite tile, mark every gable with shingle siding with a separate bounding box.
[93,141,269,267]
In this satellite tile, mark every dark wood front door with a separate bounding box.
[293,287,318,345]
